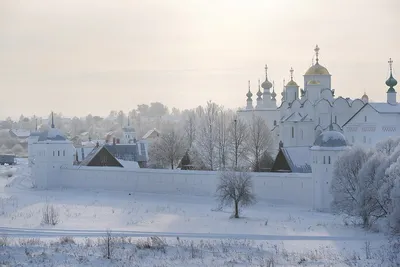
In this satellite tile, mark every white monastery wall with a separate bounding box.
[58,167,313,207]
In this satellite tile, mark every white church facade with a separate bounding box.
[238,45,399,152]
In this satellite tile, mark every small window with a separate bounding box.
[274,120,277,126]
[53,151,55,156]
[364,116,367,122]
[328,156,331,164]
[291,127,294,138]
[63,150,65,156]
[58,150,60,156]
[323,156,326,164]
[301,129,304,140]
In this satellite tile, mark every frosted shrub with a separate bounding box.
[136,236,167,252]
[330,146,371,222]
[58,236,75,245]
[41,204,59,225]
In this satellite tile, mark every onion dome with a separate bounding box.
[361,92,369,103]
[246,81,253,100]
[386,58,397,92]
[271,87,277,99]
[256,80,263,100]
[286,67,299,87]
[261,65,273,90]
[305,45,330,76]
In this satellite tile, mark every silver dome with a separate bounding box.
[313,130,347,147]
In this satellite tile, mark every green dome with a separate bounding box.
[386,74,397,88]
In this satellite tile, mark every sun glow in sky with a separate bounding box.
[0,0,399,119]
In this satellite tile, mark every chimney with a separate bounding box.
[113,137,116,145]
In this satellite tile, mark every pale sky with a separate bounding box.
[1,0,399,119]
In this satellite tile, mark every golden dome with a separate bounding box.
[307,79,321,85]
[286,80,298,86]
[305,63,330,75]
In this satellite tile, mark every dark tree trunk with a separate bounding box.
[234,201,239,218]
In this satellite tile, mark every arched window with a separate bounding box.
[53,151,55,156]
[57,151,60,156]
[364,116,367,122]
[63,150,65,156]
[328,156,331,164]
[291,127,294,138]
[301,129,304,140]
[323,156,326,164]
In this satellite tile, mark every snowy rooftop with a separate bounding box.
[37,128,67,142]
[313,130,347,148]
[369,102,400,113]
[10,129,31,138]
[281,146,312,173]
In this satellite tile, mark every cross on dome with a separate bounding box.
[389,58,393,72]
[314,45,320,63]
[290,67,294,80]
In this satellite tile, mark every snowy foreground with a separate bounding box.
[0,159,398,266]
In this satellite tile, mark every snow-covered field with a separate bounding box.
[0,159,397,266]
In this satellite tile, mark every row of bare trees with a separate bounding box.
[149,101,275,171]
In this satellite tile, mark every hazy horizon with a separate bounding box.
[1,0,399,120]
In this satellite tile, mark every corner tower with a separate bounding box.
[31,112,75,189]
[310,124,348,211]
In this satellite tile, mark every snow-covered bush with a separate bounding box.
[357,153,388,227]
[330,146,371,220]
[389,178,400,233]
[331,137,400,233]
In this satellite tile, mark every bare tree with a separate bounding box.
[150,128,185,169]
[195,101,220,170]
[215,111,231,170]
[99,229,115,259]
[183,110,197,149]
[228,116,249,170]
[216,171,256,218]
[247,115,274,172]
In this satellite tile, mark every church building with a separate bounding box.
[238,45,399,162]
